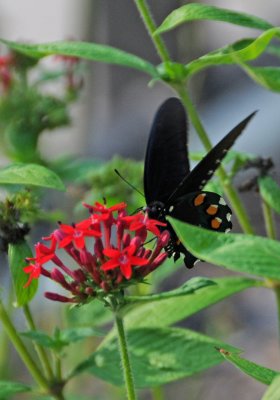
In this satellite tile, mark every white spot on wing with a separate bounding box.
[225,228,231,233]
[219,197,226,206]
[169,205,174,212]
[226,213,231,221]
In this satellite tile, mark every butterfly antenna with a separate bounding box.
[114,169,145,197]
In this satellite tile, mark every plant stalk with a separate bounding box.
[23,305,54,380]
[115,313,137,400]
[0,299,49,391]
[261,199,276,239]
[133,0,170,62]
[133,0,254,235]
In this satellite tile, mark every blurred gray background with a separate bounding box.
[0,1,280,399]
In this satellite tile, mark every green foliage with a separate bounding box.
[80,156,144,214]
[8,242,38,306]
[0,380,32,397]
[21,327,105,352]
[106,278,260,337]
[220,350,278,385]
[242,65,280,92]
[185,28,280,78]
[73,326,238,388]
[259,176,280,215]
[0,163,65,191]
[155,3,273,35]
[169,218,280,280]
[0,86,70,162]
[262,375,280,399]
[1,40,158,78]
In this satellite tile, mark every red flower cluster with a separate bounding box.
[24,201,169,303]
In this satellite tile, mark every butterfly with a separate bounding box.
[144,97,256,268]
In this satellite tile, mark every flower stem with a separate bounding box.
[0,299,49,392]
[133,0,170,62]
[115,313,137,400]
[261,199,276,239]
[173,84,255,234]
[23,305,54,380]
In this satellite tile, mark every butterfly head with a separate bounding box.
[145,201,166,221]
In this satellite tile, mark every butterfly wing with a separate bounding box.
[167,111,257,204]
[167,191,232,267]
[144,97,190,205]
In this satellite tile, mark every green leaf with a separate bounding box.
[8,242,38,306]
[22,327,104,350]
[0,381,32,397]
[242,65,280,92]
[0,164,65,191]
[259,176,280,215]
[262,375,280,399]
[169,218,280,280]
[1,39,158,78]
[124,277,216,305]
[65,299,113,328]
[185,28,280,77]
[101,277,260,346]
[155,3,273,35]
[73,327,238,387]
[219,349,278,385]
[50,157,103,184]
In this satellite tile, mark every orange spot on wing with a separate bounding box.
[211,218,222,229]
[206,205,218,215]
[194,193,206,206]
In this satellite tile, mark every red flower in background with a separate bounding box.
[23,201,169,303]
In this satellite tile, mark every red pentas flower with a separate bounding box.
[23,201,170,304]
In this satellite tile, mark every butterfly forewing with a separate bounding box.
[144,98,190,205]
[143,97,256,268]
[167,111,257,204]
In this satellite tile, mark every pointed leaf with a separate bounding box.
[186,28,280,76]
[0,163,65,191]
[169,218,280,280]
[155,3,273,35]
[73,327,239,387]
[1,39,158,78]
[262,375,280,399]
[219,349,278,385]
[124,277,216,305]
[102,277,260,346]
[242,65,280,92]
[8,242,38,306]
[259,176,280,215]
[0,381,32,397]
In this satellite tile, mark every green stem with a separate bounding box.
[173,84,255,234]
[261,200,276,239]
[55,356,62,382]
[23,305,54,380]
[0,299,49,391]
[133,0,170,62]
[115,313,137,400]
[134,0,254,235]
[274,286,280,347]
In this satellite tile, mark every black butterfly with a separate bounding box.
[144,97,256,268]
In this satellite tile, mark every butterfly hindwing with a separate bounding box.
[144,98,190,205]
[167,191,232,267]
